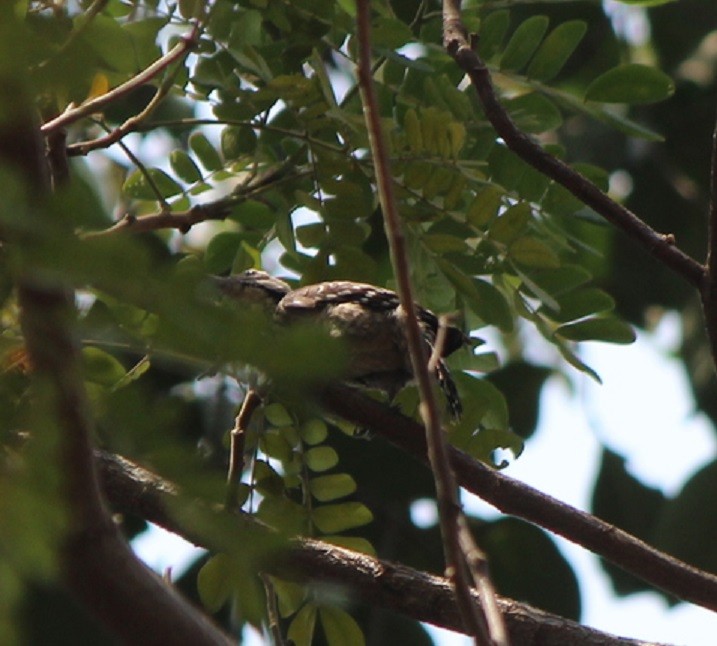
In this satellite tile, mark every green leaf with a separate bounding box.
[204,232,243,274]
[371,17,413,49]
[197,554,233,613]
[82,347,126,388]
[221,125,257,159]
[78,14,136,73]
[466,186,503,228]
[122,168,183,200]
[265,402,293,427]
[522,264,592,298]
[305,446,339,472]
[556,316,636,344]
[309,474,357,502]
[228,9,263,49]
[478,10,510,61]
[451,373,510,434]
[189,132,223,171]
[169,150,202,183]
[585,64,674,105]
[257,497,308,534]
[288,603,318,646]
[300,419,328,445]
[510,236,560,269]
[489,202,531,244]
[500,16,550,72]
[527,20,587,81]
[319,607,365,646]
[545,287,615,323]
[232,570,266,628]
[469,278,514,332]
[271,578,307,618]
[505,93,562,134]
[260,429,293,463]
[312,502,373,533]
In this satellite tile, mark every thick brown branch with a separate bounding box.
[320,385,717,614]
[0,41,231,644]
[442,3,705,290]
[97,450,669,646]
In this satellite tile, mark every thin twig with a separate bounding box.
[441,0,705,290]
[701,110,717,365]
[225,389,262,512]
[260,574,286,646]
[356,2,506,643]
[113,129,171,211]
[68,60,190,156]
[41,28,199,135]
[83,167,311,238]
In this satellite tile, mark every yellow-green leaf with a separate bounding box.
[312,502,373,533]
[309,474,357,502]
[510,236,560,268]
[288,603,317,646]
[319,606,365,646]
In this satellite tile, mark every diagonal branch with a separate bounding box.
[356,1,506,642]
[97,450,670,646]
[40,29,198,136]
[320,384,717,614]
[441,0,706,291]
[83,166,311,238]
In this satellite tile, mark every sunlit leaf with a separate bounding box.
[312,502,373,533]
[309,474,357,502]
[305,446,339,472]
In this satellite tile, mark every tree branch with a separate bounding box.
[356,1,505,642]
[701,109,717,368]
[96,450,670,646]
[40,29,198,136]
[441,0,706,290]
[319,385,717,614]
[83,166,311,238]
[0,22,231,642]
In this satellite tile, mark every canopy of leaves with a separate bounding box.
[1,0,715,642]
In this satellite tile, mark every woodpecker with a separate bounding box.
[211,269,291,308]
[213,271,466,418]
